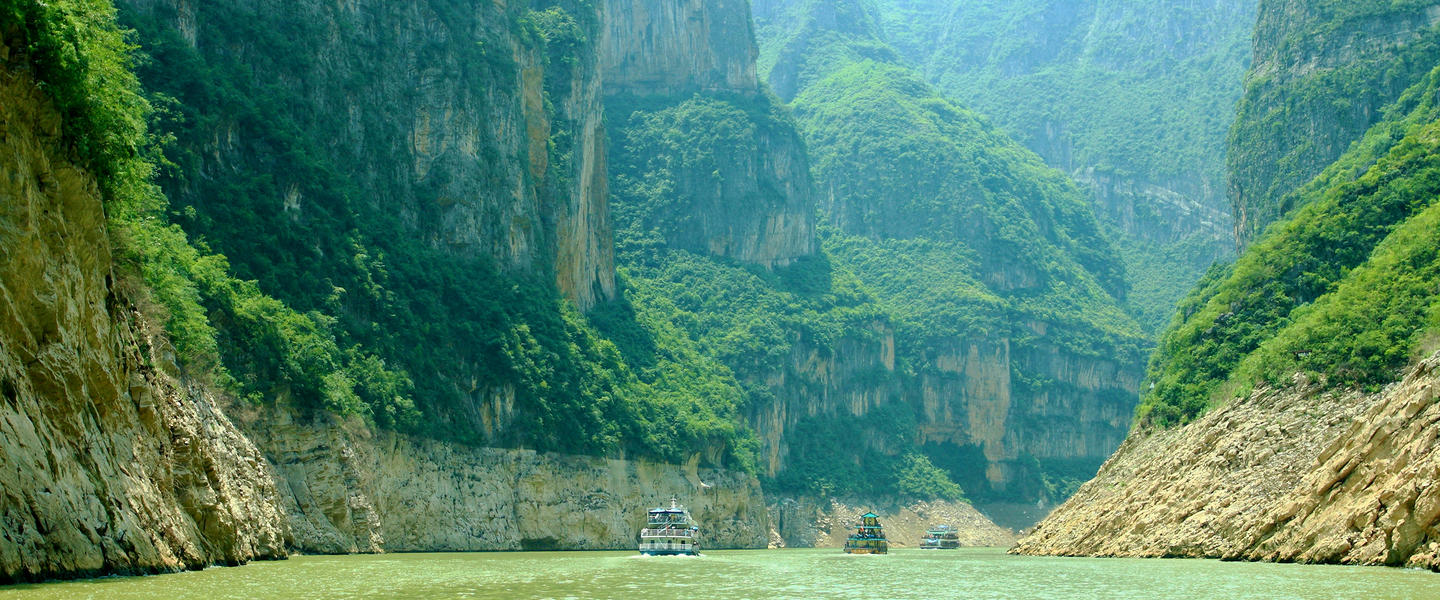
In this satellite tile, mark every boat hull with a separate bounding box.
[843,547,888,555]
[639,539,700,556]
[639,549,700,556]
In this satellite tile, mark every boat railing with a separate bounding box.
[641,528,696,538]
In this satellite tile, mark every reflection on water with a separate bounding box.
[3,548,1438,600]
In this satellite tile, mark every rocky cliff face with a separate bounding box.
[602,0,759,96]
[604,0,816,268]
[1015,352,1440,570]
[0,49,288,583]
[747,0,1146,510]
[115,0,628,446]
[1228,0,1440,244]
[236,409,769,553]
[121,0,616,309]
[748,328,1139,506]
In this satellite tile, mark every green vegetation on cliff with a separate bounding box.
[736,0,1151,502]
[857,0,1254,332]
[875,0,1255,202]
[606,91,969,498]
[118,1,656,455]
[1141,64,1440,427]
[1228,0,1440,243]
[1,0,418,426]
[7,0,767,470]
[793,61,1139,351]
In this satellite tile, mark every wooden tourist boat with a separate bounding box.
[843,513,888,554]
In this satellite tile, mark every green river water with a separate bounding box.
[3,548,1438,599]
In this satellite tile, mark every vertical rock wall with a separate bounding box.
[236,409,770,553]
[601,0,760,96]
[1228,0,1440,244]
[0,48,289,584]
[118,0,617,310]
[603,0,816,268]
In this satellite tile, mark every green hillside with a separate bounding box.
[1228,0,1440,243]
[748,0,1148,503]
[1141,64,1440,427]
[855,0,1256,332]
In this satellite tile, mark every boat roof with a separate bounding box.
[650,496,688,513]
[862,512,879,518]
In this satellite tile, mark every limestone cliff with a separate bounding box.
[1015,353,1440,570]
[236,409,769,553]
[0,44,288,583]
[747,327,1139,514]
[604,0,816,268]
[602,0,759,96]
[116,0,624,446]
[1228,0,1440,244]
[748,0,1147,513]
[121,0,615,309]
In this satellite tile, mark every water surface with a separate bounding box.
[4,548,1437,599]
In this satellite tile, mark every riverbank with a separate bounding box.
[1014,353,1440,570]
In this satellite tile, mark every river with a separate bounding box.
[3,548,1437,599]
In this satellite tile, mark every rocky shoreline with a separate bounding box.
[1013,353,1440,571]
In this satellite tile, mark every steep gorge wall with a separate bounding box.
[1229,0,1440,244]
[749,0,1147,511]
[0,48,288,583]
[1015,353,1440,570]
[602,0,759,96]
[114,0,625,447]
[749,328,1139,506]
[237,409,770,553]
[120,0,616,309]
[603,0,815,268]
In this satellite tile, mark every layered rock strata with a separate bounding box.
[603,0,816,268]
[238,409,770,553]
[1014,353,1440,570]
[0,57,289,584]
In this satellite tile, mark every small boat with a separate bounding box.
[639,496,700,556]
[843,512,888,554]
[920,524,961,549]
